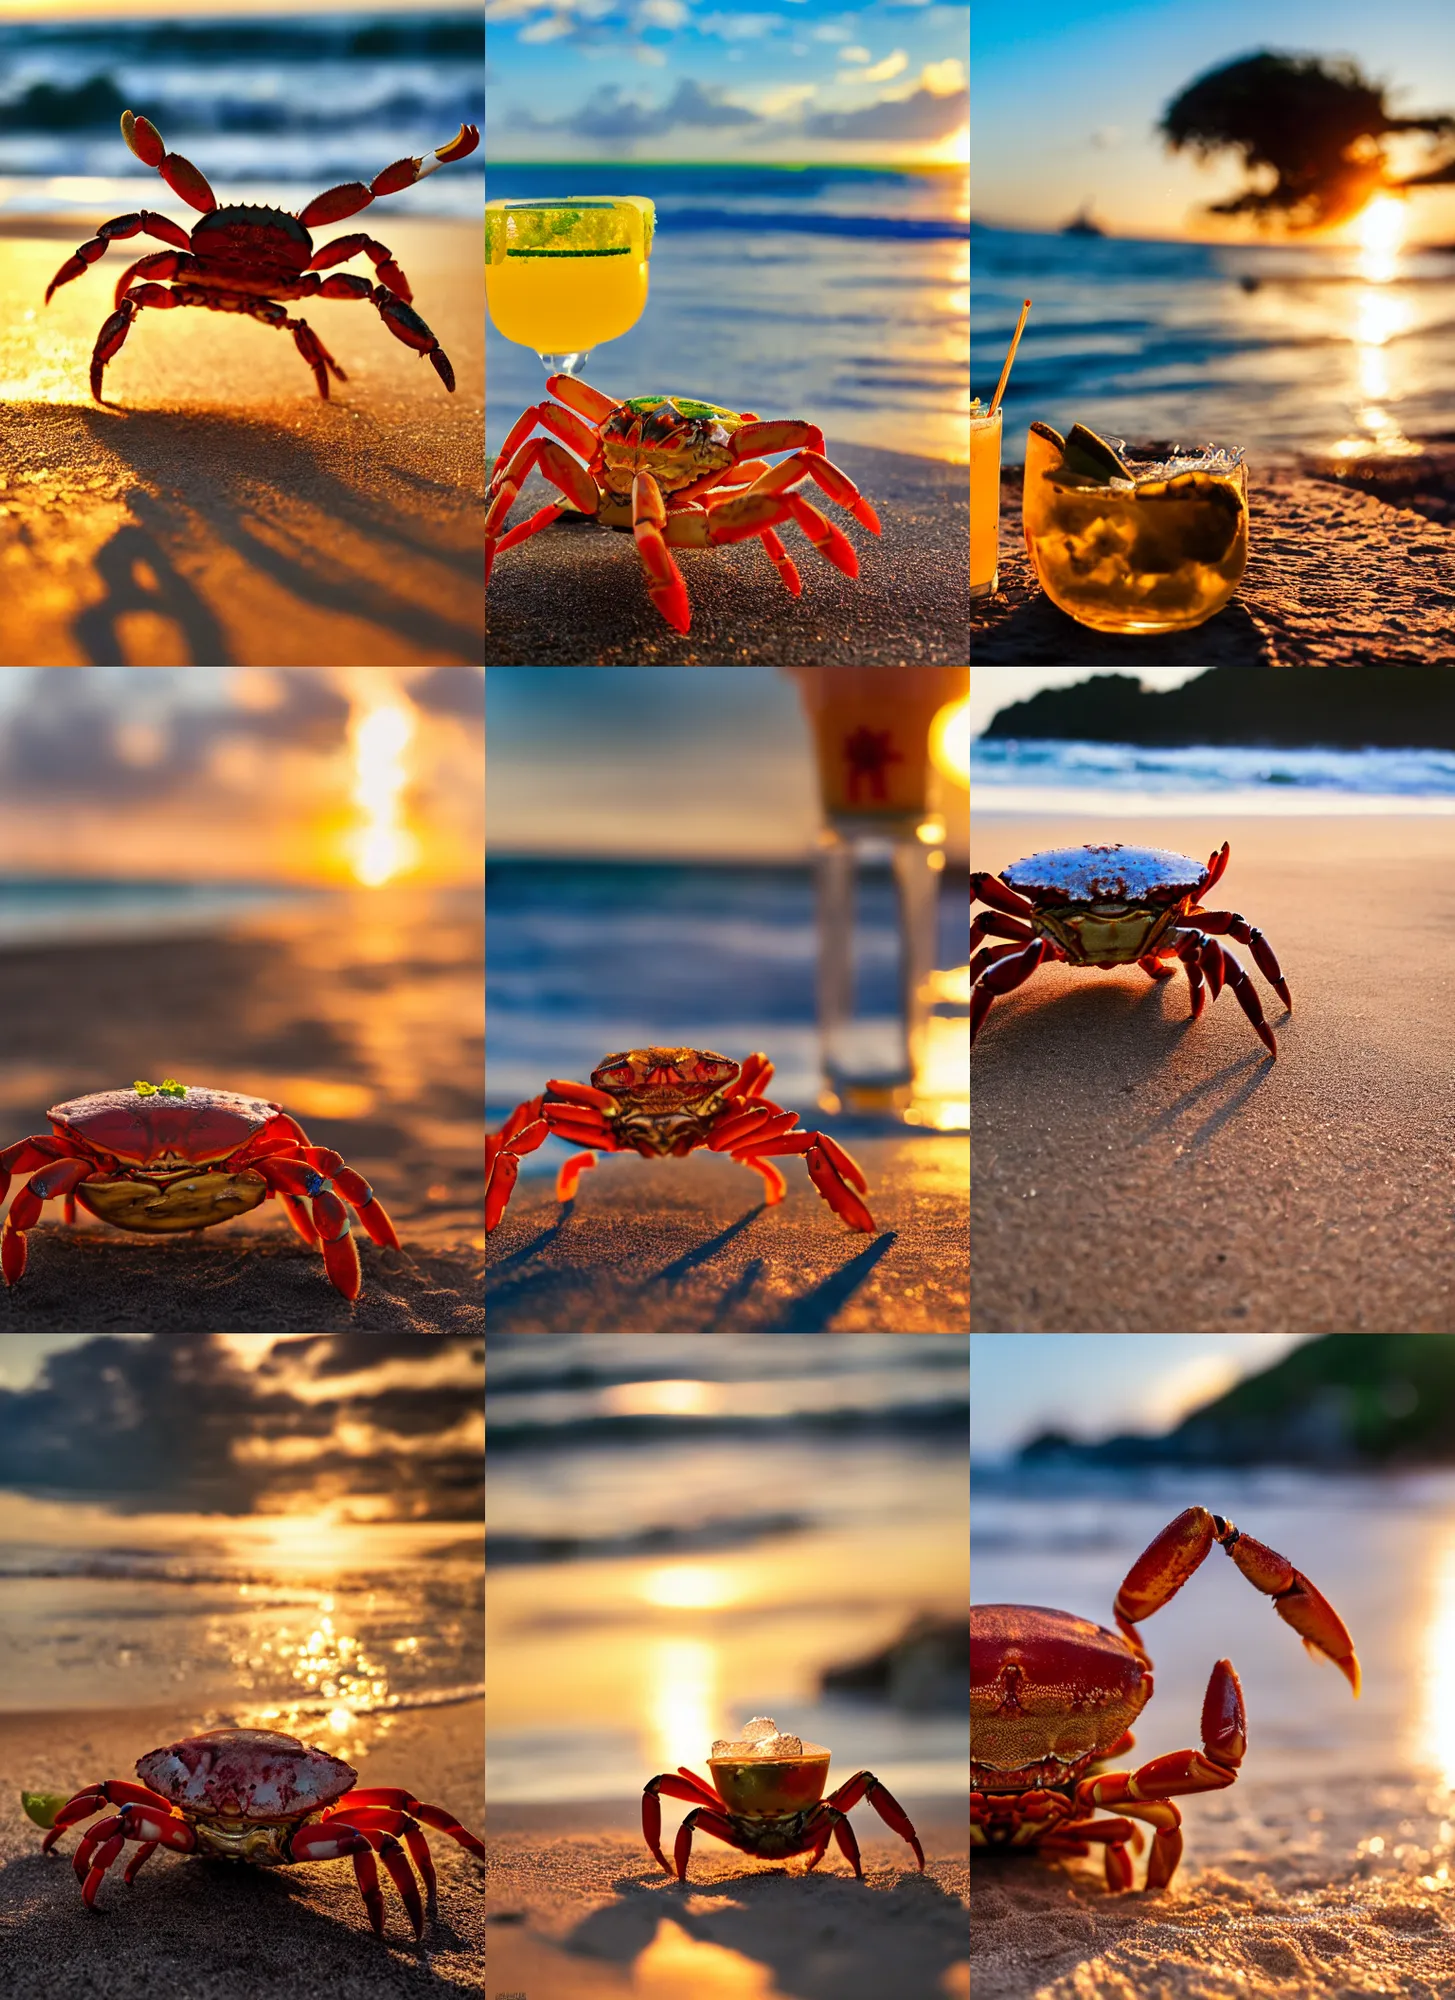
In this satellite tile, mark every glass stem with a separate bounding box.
[539,351,590,377]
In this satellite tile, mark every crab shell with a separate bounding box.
[588,1046,743,1155]
[47,1086,287,1233]
[135,1728,356,1862]
[1000,845,1209,969]
[599,396,745,510]
[971,1605,1150,1790]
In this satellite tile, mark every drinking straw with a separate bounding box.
[988,299,1031,417]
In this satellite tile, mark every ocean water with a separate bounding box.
[487,164,970,462]
[0,876,318,948]
[486,857,971,1156]
[972,1463,1455,1788]
[971,739,1455,816]
[973,224,1455,464]
[0,12,484,217]
[487,1336,969,1802]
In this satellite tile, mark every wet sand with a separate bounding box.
[485,1137,969,1331]
[0,1699,483,1998]
[0,220,482,666]
[973,1771,1453,2000]
[971,814,1455,1332]
[487,1798,969,2000]
[485,442,970,665]
[0,894,482,1334]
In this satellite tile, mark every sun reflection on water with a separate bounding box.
[648,1637,719,1773]
[1420,1526,1455,1793]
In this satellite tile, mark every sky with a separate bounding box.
[486,0,970,164]
[0,667,483,884]
[972,0,1455,243]
[486,666,970,862]
[970,1333,1303,1456]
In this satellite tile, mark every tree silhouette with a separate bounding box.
[1160,51,1455,230]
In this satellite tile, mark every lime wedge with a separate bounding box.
[21,1790,68,1829]
[1028,420,1065,452]
[486,198,653,264]
[1058,423,1133,484]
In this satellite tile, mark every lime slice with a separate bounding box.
[21,1790,68,1829]
[1057,423,1133,484]
[486,198,653,264]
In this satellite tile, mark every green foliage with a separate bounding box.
[1160,50,1455,230]
[1171,1336,1455,1464]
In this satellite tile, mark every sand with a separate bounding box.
[972,1772,1454,1999]
[0,1699,484,1997]
[0,899,482,1334]
[0,220,482,666]
[487,1798,969,1999]
[971,815,1455,1332]
[971,464,1455,665]
[485,442,970,665]
[485,1137,969,1331]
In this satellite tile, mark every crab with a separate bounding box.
[0,1078,400,1301]
[485,1046,875,1236]
[643,1720,924,1881]
[44,110,479,401]
[971,840,1292,1056]
[485,376,882,633]
[30,1726,484,1939]
[972,1507,1359,1891]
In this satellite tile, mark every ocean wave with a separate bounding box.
[486,1401,972,1451]
[971,740,1455,800]
[652,208,968,241]
[489,1511,810,1565]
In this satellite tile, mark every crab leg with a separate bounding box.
[971,937,1054,1044]
[734,1052,775,1098]
[729,449,883,537]
[1180,931,1276,1056]
[43,210,192,303]
[70,1801,197,1909]
[823,1807,864,1877]
[40,1779,180,1854]
[544,372,624,425]
[1195,840,1231,899]
[486,439,599,583]
[971,872,1037,920]
[642,1771,726,1874]
[971,939,1033,984]
[1,1155,97,1285]
[323,1787,485,1859]
[673,1806,758,1881]
[1139,955,1177,980]
[822,1771,925,1869]
[298,124,479,228]
[633,471,693,633]
[757,526,802,597]
[286,1147,401,1250]
[0,1133,80,1205]
[486,1102,549,1233]
[732,1128,875,1233]
[730,419,827,458]
[1113,1507,1360,1692]
[970,910,1034,952]
[289,1817,424,1937]
[489,400,603,484]
[308,232,414,299]
[1191,909,1292,1008]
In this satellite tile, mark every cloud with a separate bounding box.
[920,55,965,94]
[696,11,783,36]
[409,667,484,723]
[844,49,909,84]
[804,81,968,140]
[811,24,859,42]
[838,42,871,59]
[512,77,758,141]
[0,1334,483,1519]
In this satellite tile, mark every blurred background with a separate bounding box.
[0,5,483,227]
[0,1331,483,1735]
[0,666,483,1331]
[972,1334,1455,1796]
[486,666,968,1138]
[487,1333,968,1805]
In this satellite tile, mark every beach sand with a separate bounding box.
[972,1771,1453,1999]
[0,1698,484,1998]
[971,465,1455,666]
[0,220,482,667]
[485,1136,969,1331]
[485,442,970,665]
[487,1798,969,1999]
[0,895,482,1334]
[971,815,1455,1332]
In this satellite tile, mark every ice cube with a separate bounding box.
[740,1717,779,1741]
[751,1734,802,1757]
[712,1739,751,1757]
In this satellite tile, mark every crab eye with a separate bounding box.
[601,1066,633,1084]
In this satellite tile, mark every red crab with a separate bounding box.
[971,840,1292,1056]
[486,1046,875,1236]
[485,378,882,633]
[32,1727,484,1940]
[45,109,479,401]
[0,1078,400,1300]
[972,1507,1359,1891]
[643,1724,924,1881]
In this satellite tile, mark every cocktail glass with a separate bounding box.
[1022,425,1249,633]
[970,401,1002,597]
[485,196,654,378]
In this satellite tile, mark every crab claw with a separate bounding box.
[121,111,216,213]
[804,1136,876,1234]
[373,288,455,392]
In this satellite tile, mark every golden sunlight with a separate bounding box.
[1419,1525,1455,1791]
[348,697,419,887]
[1354,194,1406,285]
[929,696,971,789]
[632,1917,786,1998]
[640,1563,738,1610]
[603,1379,718,1418]
[648,1637,719,1772]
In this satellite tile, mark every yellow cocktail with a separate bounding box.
[970,401,1002,597]
[486,197,654,372]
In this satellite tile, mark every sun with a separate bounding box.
[1354,193,1406,282]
